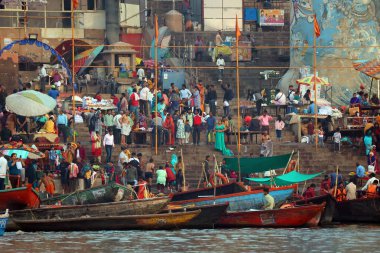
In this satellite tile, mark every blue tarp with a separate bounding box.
[244,8,258,21]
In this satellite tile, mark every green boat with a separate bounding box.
[41,183,136,206]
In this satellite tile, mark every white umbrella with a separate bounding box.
[6,90,57,117]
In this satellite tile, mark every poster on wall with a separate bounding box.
[259,9,284,26]
[230,41,252,61]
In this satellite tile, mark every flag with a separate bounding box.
[155,15,159,46]
[314,14,321,38]
[72,0,79,10]
[235,15,241,42]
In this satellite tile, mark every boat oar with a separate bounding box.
[333,166,339,197]
[181,148,187,191]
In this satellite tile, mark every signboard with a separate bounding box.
[230,41,252,61]
[259,9,284,26]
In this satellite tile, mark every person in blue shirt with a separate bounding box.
[356,162,366,178]
[206,112,216,144]
[57,110,68,143]
[47,85,60,100]
[330,169,343,188]
[8,153,24,188]
[307,101,318,114]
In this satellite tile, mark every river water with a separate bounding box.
[1,225,379,253]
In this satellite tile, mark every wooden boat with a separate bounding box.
[12,210,201,231]
[0,210,9,236]
[0,185,40,210]
[163,203,229,228]
[294,194,336,225]
[170,185,296,211]
[333,197,380,223]
[10,197,170,221]
[170,182,247,202]
[41,182,135,205]
[217,203,326,228]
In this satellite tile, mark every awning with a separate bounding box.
[246,171,323,186]
[353,59,380,80]
[223,153,293,174]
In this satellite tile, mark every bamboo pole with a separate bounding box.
[71,0,76,143]
[333,166,339,197]
[181,149,186,191]
[197,162,205,188]
[300,168,310,195]
[154,14,158,155]
[213,154,217,204]
[236,28,241,183]
[313,21,317,148]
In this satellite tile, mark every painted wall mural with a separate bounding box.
[278,0,380,105]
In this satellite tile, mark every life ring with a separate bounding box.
[209,173,228,187]
[285,160,297,173]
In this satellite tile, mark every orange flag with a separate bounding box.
[314,14,321,38]
[155,15,159,46]
[72,0,79,10]
[235,15,241,43]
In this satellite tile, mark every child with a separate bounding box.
[307,120,314,144]
[333,127,342,152]
[223,100,230,117]
[275,115,285,141]
[318,126,324,147]
[176,117,186,145]
[184,120,191,144]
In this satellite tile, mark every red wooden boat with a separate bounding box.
[0,185,40,210]
[217,203,326,228]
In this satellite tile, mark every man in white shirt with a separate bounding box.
[362,173,378,191]
[346,177,357,200]
[113,111,123,145]
[139,83,150,116]
[103,129,115,163]
[0,152,7,190]
[274,89,286,105]
[333,128,342,152]
[39,64,48,92]
[137,66,145,84]
[180,84,192,107]
[216,54,225,82]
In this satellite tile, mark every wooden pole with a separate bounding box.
[154,14,158,155]
[313,21,317,148]
[197,162,205,188]
[333,166,339,197]
[181,148,186,191]
[213,154,217,204]
[236,23,241,182]
[71,0,76,143]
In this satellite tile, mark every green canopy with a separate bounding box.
[246,171,323,186]
[224,153,292,174]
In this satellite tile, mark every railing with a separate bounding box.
[0,9,103,29]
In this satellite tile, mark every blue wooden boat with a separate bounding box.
[0,209,9,236]
[170,186,295,211]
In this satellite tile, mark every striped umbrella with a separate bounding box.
[353,59,380,79]
[296,75,331,86]
[6,90,56,117]
[75,45,104,75]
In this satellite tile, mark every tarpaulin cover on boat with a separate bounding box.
[246,171,323,186]
[223,153,292,174]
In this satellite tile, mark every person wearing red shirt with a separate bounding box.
[244,114,252,126]
[320,175,330,195]
[94,91,102,102]
[192,110,202,145]
[165,163,175,191]
[303,183,316,199]
[111,94,119,107]
[129,88,140,123]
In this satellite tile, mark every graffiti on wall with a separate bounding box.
[279,0,380,105]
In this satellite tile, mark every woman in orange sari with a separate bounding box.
[91,131,102,163]
[163,113,175,145]
[197,82,205,112]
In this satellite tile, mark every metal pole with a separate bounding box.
[236,22,241,182]
[155,14,158,155]
[71,0,76,142]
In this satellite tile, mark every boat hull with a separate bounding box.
[163,203,229,228]
[333,197,380,223]
[0,186,40,210]
[41,183,135,205]
[171,186,295,211]
[217,203,326,228]
[13,210,201,231]
[11,197,170,221]
[295,194,336,225]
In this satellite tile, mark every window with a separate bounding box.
[87,0,95,10]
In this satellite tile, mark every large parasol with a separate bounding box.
[0,142,45,159]
[6,90,56,117]
[296,75,331,86]
[74,45,104,75]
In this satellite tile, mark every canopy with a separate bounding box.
[296,75,331,86]
[246,171,323,186]
[75,45,104,75]
[0,142,45,159]
[6,90,56,117]
[223,153,292,174]
[353,59,380,80]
